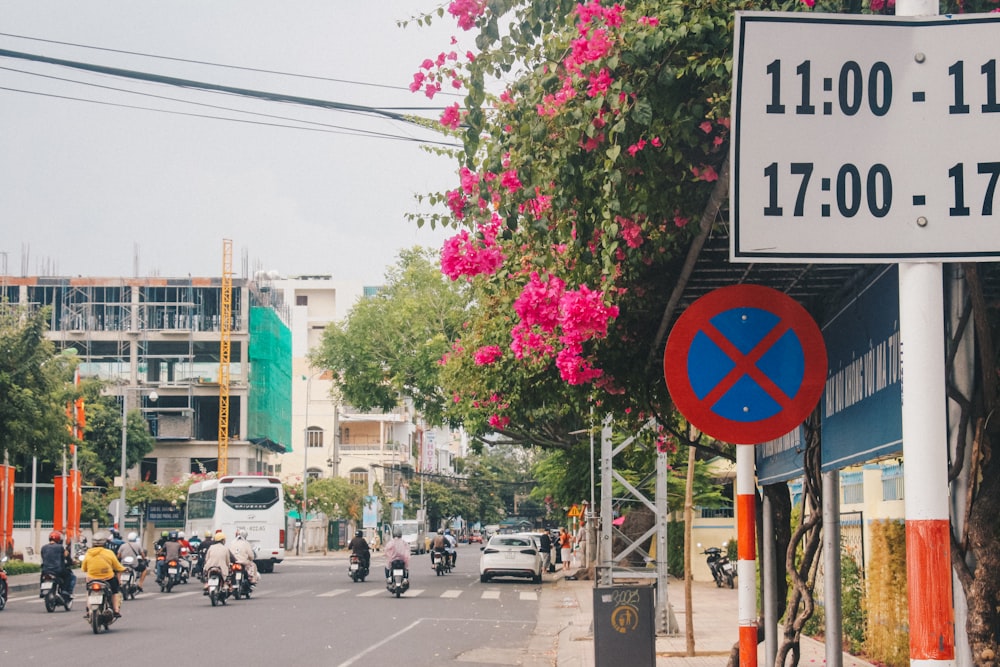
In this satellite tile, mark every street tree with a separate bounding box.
[79,380,156,487]
[0,306,74,460]
[311,246,468,427]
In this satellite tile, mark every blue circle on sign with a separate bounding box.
[687,307,806,423]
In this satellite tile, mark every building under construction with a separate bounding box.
[2,275,291,484]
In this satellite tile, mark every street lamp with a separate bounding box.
[120,387,156,530]
[298,371,323,555]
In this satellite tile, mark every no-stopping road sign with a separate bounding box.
[664,285,827,444]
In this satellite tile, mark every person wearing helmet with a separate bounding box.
[228,529,258,584]
[443,528,458,568]
[430,528,448,567]
[156,530,182,584]
[202,531,235,593]
[107,528,124,554]
[82,531,125,618]
[347,530,371,572]
[194,528,213,580]
[383,525,411,581]
[40,530,76,601]
[117,532,147,593]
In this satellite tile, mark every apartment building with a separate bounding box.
[2,275,292,484]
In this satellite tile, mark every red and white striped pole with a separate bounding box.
[899,262,955,667]
[736,444,757,667]
[896,1,956,665]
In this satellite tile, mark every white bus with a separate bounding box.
[185,476,286,573]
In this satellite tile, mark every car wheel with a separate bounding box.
[480,574,489,583]
[532,572,542,584]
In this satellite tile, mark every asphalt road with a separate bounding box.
[1,547,544,667]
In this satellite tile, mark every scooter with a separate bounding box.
[118,560,141,600]
[84,580,117,634]
[230,562,253,600]
[431,547,450,576]
[702,545,736,588]
[160,558,181,593]
[348,553,369,582]
[204,567,229,607]
[0,557,8,611]
[386,559,409,598]
[40,571,73,611]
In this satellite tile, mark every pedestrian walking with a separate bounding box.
[559,527,573,571]
[538,529,553,574]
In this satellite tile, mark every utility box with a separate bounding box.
[593,586,655,667]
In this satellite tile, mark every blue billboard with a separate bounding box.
[820,265,902,471]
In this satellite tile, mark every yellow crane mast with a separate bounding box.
[218,238,233,476]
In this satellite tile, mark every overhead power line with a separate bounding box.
[0,47,437,126]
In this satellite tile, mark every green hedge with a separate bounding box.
[3,560,41,575]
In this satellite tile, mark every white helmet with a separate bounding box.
[178,531,185,539]
[127,532,139,542]
[235,529,246,539]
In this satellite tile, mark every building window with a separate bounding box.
[307,426,323,448]
[349,468,368,487]
[842,471,864,504]
[881,462,904,501]
[296,295,308,306]
[306,468,323,480]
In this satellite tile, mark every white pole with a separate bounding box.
[29,456,37,555]
[736,444,757,667]
[119,389,128,530]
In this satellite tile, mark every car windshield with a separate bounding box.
[491,537,531,547]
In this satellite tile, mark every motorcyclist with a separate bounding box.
[40,530,76,601]
[384,525,411,581]
[229,529,258,584]
[107,528,124,554]
[347,530,371,571]
[116,532,147,593]
[81,530,125,618]
[202,531,236,593]
[194,529,212,579]
[444,529,457,568]
[156,531,183,584]
[154,530,169,554]
[430,528,447,567]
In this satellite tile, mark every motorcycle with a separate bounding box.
[205,567,229,607]
[84,580,117,634]
[348,553,369,582]
[0,556,8,611]
[40,571,73,612]
[702,545,736,589]
[431,547,450,576]
[178,548,192,584]
[386,559,409,598]
[230,562,253,599]
[119,558,141,600]
[160,558,181,593]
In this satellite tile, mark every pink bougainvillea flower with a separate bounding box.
[587,68,613,97]
[488,414,511,429]
[449,0,487,31]
[500,169,522,193]
[691,165,719,182]
[699,120,713,134]
[638,16,660,26]
[459,166,479,194]
[618,216,644,248]
[801,0,816,6]
[446,189,467,218]
[673,214,690,228]
[473,345,503,365]
[440,102,462,130]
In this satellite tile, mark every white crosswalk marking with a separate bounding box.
[318,589,348,597]
[357,588,384,597]
[406,589,424,597]
[440,590,462,598]
[519,591,538,601]
[157,591,198,600]
[481,590,500,600]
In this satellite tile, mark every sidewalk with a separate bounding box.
[538,569,878,667]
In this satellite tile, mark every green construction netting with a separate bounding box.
[248,307,292,452]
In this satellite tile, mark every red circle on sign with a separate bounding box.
[663,285,827,444]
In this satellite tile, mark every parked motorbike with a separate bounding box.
[205,567,229,607]
[230,562,253,599]
[348,553,369,582]
[0,556,8,611]
[118,558,141,600]
[84,580,117,634]
[431,547,450,576]
[702,545,736,589]
[386,559,409,598]
[40,571,73,612]
[160,558,181,593]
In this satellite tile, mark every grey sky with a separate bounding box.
[0,1,466,284]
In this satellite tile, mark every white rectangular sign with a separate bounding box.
[731,12,1000,263]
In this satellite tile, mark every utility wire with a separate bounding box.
[0,30,464,99]
[0,64,459,146]
[0,47,439,126]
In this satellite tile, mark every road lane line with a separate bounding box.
[519,591,538,601]
[336,619,422,667]
[441,589,462,598]
[357,588,384,597]
[317,589,348,597]
[481,590,500,599]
